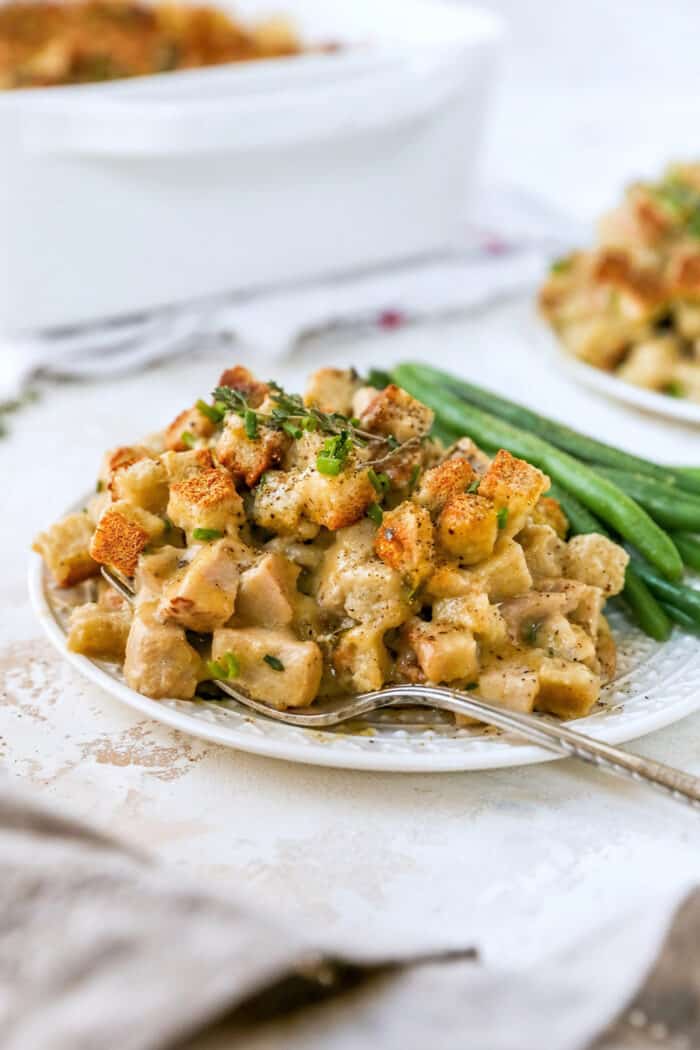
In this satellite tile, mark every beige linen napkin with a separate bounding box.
[0,775,695,1050]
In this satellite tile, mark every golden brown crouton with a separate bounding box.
[437,493,498,565]
[111,457,169,514]
[157,539,246,632]
[531,496,569,539]
[217,365,269,408]
[333,624,391,693]
[478,449,549,538]
[359,384,434,442]
[164,404,217,452]
[167,468,245,537]
[33,512,98,587]
[536,657,600,719]
[100,445,153,482]
[251,470,312,537]
[89,501,165,577]
[304,367,361,415]
[212,627,322,709]
[124,603,200,700]
[303,466,375,531]
[215,415,288,488]
[374,502,434,588]
[414,458,476,515]
[67,603,132,662]
[317,521,407,629]
[406,619,479,684]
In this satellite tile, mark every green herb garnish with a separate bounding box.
[663,380,686,398]
[550,255,573,275]
[192,528,223,541]
[317,432,351,476]
[206,652,240,680]
[367,467,390,494]
[466,478,481,493]
[497,507,509,528]
[263,654,285,672]
[180,430,196,449]
[96,479,104,493]
[244,408,258,440]
[367,503,384,525]
[522,621,540,645]
[282,421,303,439]
[408,464,421,493]
[196,398,225,424]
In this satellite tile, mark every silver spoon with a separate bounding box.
[103,566,700,810]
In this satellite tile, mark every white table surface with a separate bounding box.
[4,296,700,967]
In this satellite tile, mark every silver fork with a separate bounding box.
[102,566,700,810]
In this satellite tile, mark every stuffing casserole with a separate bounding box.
[34,367,630,722]
[540,162,700,403]
[0,0,302,88]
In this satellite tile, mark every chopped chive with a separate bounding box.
[663,380,686,398]
[206,652,240,681]
[522,621,540,645]
[181,430,196,449]
[367,467,390,494]
[301,416,318,432]
[386,435,400,450]
[96,479,104,493]
[317,431,351,475]
[464,681,478,691]
[349,417,361,428]
[192,527,223,541]
[244,409,258,439]
[496,506,509,528]
[550,255,572,275]
[466,478,481,493]
[367,502,384,525]
[196,398,224,424]
[263,654,284,672]
[407,464,421,493]
[688,210,700,239]
[282,421,303,439]
[317,455,342,476]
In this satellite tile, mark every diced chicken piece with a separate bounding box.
[478,450,550,538]
[437,493,498,565]
[111,457,169,514]
[157,539,246,632]
[96,576,129,611]
[33,512,98,587]
[351,385,381,419]
[616,337,679,390]
[530,496,569,539]
[536,657,600,719]
[333,624,391,693]
[160,448,214,484]
[477,661,539,714]
[304,367,361,415]
[217,365,269,407]
[406,619,479,684]
[135,546,184,601]
[67,603,132,662]
[535,614,598,669]
[565,533,629,596]
[317,522,407,629]
[518,524,567,579]
[167,468,245,538]
[500,587,586,646]
[89,501,165,578]
[359,384,434,442]
[235,553,300,628]
[537,578,605,638]
[264,536,325,572]
[304,464,375,531]
[251,470,316,538]
[211,627,322,709]
[415,459,476,515]
[460,538,533,602]
[124,603,200,700]
[431,593,508,648]
[99,445,153,484]
[374,502,435,588]
[216,415,288,487]
[164,404,217,452]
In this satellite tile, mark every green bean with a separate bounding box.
[660,603,700,631]
[631,560,700,624]
[396,361,700,493]
[593,468,700,530]
[547,485,672,641]
[392,366,683,581]
[670,532,700,573]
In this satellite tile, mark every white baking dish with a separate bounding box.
[0,0,503,333]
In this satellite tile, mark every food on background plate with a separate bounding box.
[0,0,305,89]
[35,366,638,724]
[540,162,700,403]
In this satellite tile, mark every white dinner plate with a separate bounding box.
[539,324,700,426]
[29,542,700,773]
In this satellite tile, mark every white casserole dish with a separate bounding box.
[0,0,503,333]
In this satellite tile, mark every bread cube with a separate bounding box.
[217,365,269,407]
[374,502,435,588]
[33,512,98,587]
[530,496,569,539]
[437,493,498,565]
[235,553,300,627]
[167,468,244,538]
[317,522,406,628]
[406,620,479,684]
[565,533,629,596]
[111,457,169,514]
[616,337,679,390]
[518,524,567,579]
[535,657,600,719]
[124,603,200,699]
[477,661,539,714]
[415,459,476,515]
[478,449,550,538]
[157,539,244,632]
[164,404,217,451]
[461,538,533,602]
[304,367,361,414]
[99,445,153,483]
[89,501,165,577]
[211,627,322,709]
[251,470,311,537]
[303,465,375,531]
[67,604,131,662]
[333,624,391,693]
[215,415,288,487]
[359,384,434,442]
[161,448,214,484]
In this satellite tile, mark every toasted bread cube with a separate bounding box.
[67,604,131,662]
[317,522,406,628]
[536,657,599,719]
[167,468,244,538]
[359,384,434,442]
[304,367,361,415]
[111,457,169,514]
[407,620,479,683]
[474,662,539,717]
[160,448,214,484]
[478,450,549,538]
[333,624,391,693]
[303,465,375,531]
[124,603,200,699]
[235,553,300,628]
[251,470,312,537]
[212,627,322,709]
[518,524,567,579]
[461,538,533,602]
[99,445,153,484]
[33,512,98,587]
[217,365,269,408]
[374,502,434,588]
[215,415,288,487]
[415,459,476,515]
[616,337,679,390]
[89,501,165,577]
[531,496,569,539]
[164,404,217,452]
[437,493,498,565]
[565,533,629,596]
[157,539,244,632]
